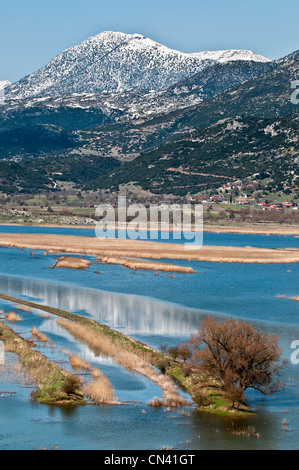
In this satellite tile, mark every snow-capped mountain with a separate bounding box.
[0,81,11,90]
[191,49,270,63]
[5,31,270,100]
[0,81,10,103]
[0,59,272,131]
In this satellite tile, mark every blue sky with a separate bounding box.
[0,0,298,83]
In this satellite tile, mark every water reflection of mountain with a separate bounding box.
[0,274,206,337]
[1,274,299,349]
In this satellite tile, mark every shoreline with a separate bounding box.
[0,222,299,236]
[0,321,86,405]
[0,232,298,264]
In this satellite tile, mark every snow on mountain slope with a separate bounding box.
[190,49,271,63]
[5,31,270,100]
[0,81,11,103]
[0,81,11,90]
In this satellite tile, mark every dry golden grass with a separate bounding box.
[92,368,101,378]
[31,326,39,336]
[204,224,299,236]
[97,256,196,273]
[0,361,36,387]
[291,296,299,302]
[84,372,116,404]
[0,233,298,263]
[31,326,49,343]
[5,312,22,322]
[0,321,85,404]
[148,397,164,408]
[55,256,91,270]
[69,354,91,371]
[57,318,187,407]
[36,312,50,319]
[15,305,32,313]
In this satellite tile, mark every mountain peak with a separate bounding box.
[82,31,270,63]
[5,32,270,99]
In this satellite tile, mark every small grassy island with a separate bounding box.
[0,321,85,405]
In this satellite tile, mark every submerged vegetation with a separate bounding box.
[0,292,284,416]
[56,318,188,408]
[165,316,286,415]
[0,321,85,405]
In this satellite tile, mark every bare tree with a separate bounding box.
[167,346,179,361]
[177,342,192,362]
[190,316,286,406]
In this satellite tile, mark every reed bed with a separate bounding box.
[54,256,91,270]
[0,233,298,263]
[31,326,49,344]
[0,321,85,404]
[0,360,36,388]
[69,354,91,371]
[15,305,32,313]
[231,426,262,438]
[97,256,196,273]
[67,357,116,404]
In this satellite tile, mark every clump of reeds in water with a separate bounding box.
[69,354,91,371]
[55,256,91,270]
[84,368,116,404]
[148,393,187,409]
[0,360,36,388]
[31,326,49,344]
[148,397,164,408]
[231,426,262,438]
[5,312,22,322]
[15,304,32,313]
[35,312,50,319]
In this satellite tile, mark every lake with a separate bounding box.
[0,225,298,450]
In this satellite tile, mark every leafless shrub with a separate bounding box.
[62,375,82,396]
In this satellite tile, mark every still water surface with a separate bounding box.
[0,225,298,449]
